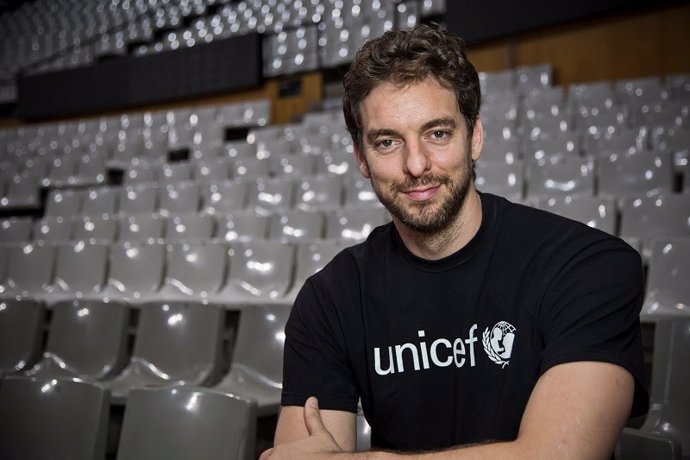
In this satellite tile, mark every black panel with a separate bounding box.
[16,33,263,120]
[446,0,686,44]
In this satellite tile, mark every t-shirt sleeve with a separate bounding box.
[538,236,649,417]
[281,275,359,413]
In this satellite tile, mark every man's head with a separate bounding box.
[342,24,481,152]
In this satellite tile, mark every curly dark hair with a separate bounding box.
[342,24,481,151]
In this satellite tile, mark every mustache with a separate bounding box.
[394,173,451,191]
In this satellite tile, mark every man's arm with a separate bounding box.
[261,360,634,460]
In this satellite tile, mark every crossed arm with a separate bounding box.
[260,361,635,460]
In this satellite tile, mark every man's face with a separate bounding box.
[354,77,483,234]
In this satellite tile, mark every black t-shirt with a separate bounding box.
[282,193,649,451]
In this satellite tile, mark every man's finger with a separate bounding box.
[303,396,327,436]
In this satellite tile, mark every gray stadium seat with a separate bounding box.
[25,299,129,381]
[617,318,690,458]
[117,213,165,243]
[100,241,166,303]
[295,174,344,211]
[268,210,325,242]
[214,212,269,242]
[158,181,200,216]
[0,217,32,243]
[45,188,83,218]
[475,160,525,202]
[246,177,295,215]
[270,153,317,177]
[201,180,247,215]
[194,158,232,183]
[32,217,73,243]
[525,156,595,200]
[641,238,690,320]
[0,173,41,211]
[81,185,119,217]
[164,212,214,243]
[72,215,118,243]
[214,303,290,416]
[118,184,159,215]
[160,161,193,184]
[155,241,227,301]
[0,299,44,376]
[0,376,110,460]
[343,176,379,208]
[535,196,617,235]
[104,301,224,403]
[325,206,390,243]
[124,162,159,184]
[286,239,343,302]
[0,243,56,299]
[597,152,674,198]
[45,241,108,303]
[213,240,295,306]
[116,387,256,460]
[619,195,690,257]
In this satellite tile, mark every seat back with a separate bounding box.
[72,215,118,243]
[45,188,83,218]
[51,241,108,298]
[325,206,389,242]
[81,186,120,217]
[290,240,343,297]
[103,241,166,300]
[119,184,159,215]
[221,241,296,302]
[159,241,227,299]
[639,318,690,454]
[2,243,56,297]
[117,213,165,243]
[232,303,291,384]
[294,174,343,211]
[246,177,295,215]
[158,181,200,216]
[28,299,129,380]
[619,195,690,242]
[0,376,110,460]
[641,238,690,319]
[201,180,247,214]
[526,156,595,199]
[475,160,525,202]
[214,212,269,241]
[597,152,673,198]
[269,210,325,241]
[0,299,45,375]
[164,213,214,242]
[0,217,32,243]
[33,217,74,243]
[535,196,617,235]
[116,387,256,460]
[133,302,224,383]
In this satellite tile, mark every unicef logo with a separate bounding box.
[482,321,516,368]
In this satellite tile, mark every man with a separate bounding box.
[261,24,648,459]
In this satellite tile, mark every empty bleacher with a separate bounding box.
[1,1,689,459]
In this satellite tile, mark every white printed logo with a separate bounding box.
[482,321,516,368]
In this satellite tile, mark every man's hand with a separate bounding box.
[260,397,348,460]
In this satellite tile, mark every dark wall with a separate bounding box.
[17,32,263,120]
[446,0,687,44]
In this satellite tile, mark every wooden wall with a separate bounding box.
[466,2,690,85]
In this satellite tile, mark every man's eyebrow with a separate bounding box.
[366,128,399,145]
[420,117,458,132]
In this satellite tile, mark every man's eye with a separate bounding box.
[377,139,394,148]
[431,130,449,139]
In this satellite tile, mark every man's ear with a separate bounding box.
[353,144,371,179]
[471,117,484,162]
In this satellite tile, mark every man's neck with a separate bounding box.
[393,189,483,261]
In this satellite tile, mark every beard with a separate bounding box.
[370,161,474,235]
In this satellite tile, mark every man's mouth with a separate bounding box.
[402,185,441,201]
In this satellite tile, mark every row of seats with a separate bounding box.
[2,308,689,458]
[0,236,356,306]
[1,205,386,244]
[0,299,288,409]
